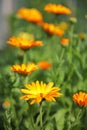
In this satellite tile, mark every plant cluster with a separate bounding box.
[0,0,87,130]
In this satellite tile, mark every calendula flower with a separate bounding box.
[44,4,72,15]
[58,22,69,31]
[7,36,43,50]
[84,14,87,19]
[60,38,69,46]
[73,92,87,107]
[3,100,10,107]
[3,100,10,109]
[17,7,43,23]
[69,17,77,24]
[11,63,38,75]
[39,22,64,36]
[18,32,34,40]
[20,81,61,104]
[38,61,52,70]
[78,33,86,41]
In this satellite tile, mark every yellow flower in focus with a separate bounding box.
[17,7,43,23]
[73,92,87,107]
[60,38,69,46]
[38,61,52,70]
[20,81,61,104]
[11,63,38,75]
[44,4,72,15]
[7,36,43,50]
[39,22,64,36]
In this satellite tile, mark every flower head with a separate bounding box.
[17,7,43,23]
[73,92,87,107]
[44,4,72,15]
[11,63,38,75]
[60,38,69,46]
[20,81,61,104]
[3,100,10,107]
[78,33,86,41]
[7,36,43,50]
[39,22,64,36]
[38,61,52,70]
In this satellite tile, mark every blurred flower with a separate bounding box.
[78,33,86,41]
[58,22,69,31]
[44,4,72,15]
[39,22,64,36]
[38,61,52,70]
[73,92,87,107]
[20,81,61,104]
[11,63,38,75]
[7,36,43,50]
[17,7,43,23]
[69,17,77,24]
[84,14,87,19]
[60,38,69,46]
[3,100,10,108]
[18,32,34,40]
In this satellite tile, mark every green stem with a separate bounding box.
[40,103,43,129]
[23,51,27,64]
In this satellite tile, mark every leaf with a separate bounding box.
[54,109,67,130]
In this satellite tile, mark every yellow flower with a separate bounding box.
[58,22,69,31]
[39,22,64,36]
[11,63,38,75]
[20,81,61,104]
[60,38,70,46]
[38,61,52,70]
[7,36,43,50]
[73,92,87,106]
[44,4,72,15]
[17,7,43,23]
[18,32,34,40]
[78,33,86,40]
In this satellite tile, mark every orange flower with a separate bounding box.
[17,7,43,23]
[44,4,72,15]
[11,63,38,75]
[20,81,61,104]
[3,100,10,107]
[73,92,87,106]
[39,22,64,36]
[7,36,43,50]
[60,38,69,46]
[38,61,52,70]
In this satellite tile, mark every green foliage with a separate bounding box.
[0,0,87,130]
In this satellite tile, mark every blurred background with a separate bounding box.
[0,0,87,49]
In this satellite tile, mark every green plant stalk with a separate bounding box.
[23,50,27,64]
[40,103,43,130]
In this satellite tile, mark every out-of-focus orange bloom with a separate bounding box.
[11,63,38,75]
[73,92,87,107]
[39,22,64,36]
[17,7,43,23]
[60,38,69,46]
[38,61,52,70]
[3,100,10,107]
[44,4,72,15]
[7,36,43,50]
